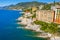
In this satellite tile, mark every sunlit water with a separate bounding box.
[0,10,47,40]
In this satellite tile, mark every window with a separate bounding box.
[48,17,52,20]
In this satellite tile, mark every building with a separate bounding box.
[32,7,37,12]
[36,5,60,24]
[36,10,55,23]
[24,10,32,17]
[51,5,60,24]
[38,5,44,10]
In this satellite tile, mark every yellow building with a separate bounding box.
[32,7,37,12]
[36,10,55,23]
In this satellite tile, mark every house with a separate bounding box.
[38,5,44,10]
[24,10,32,17]
[32,7,37,12]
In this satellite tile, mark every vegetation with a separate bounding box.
[34,20,58,34]
[32,13,36,18]
[4,1,46,10]
[42,4,51,10]
[3,1,60,10]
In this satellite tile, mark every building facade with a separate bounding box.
[54,8,60,24]
[51,6,60,24]
[36,10,55,23]
[36,6,60,24]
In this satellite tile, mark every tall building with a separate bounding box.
[51,6,60,24]
[36,10,55,23]
[36,5,60,24]
[51,0,60,24]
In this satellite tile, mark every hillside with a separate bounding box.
[4,1,46,10]
[4,1,60,10]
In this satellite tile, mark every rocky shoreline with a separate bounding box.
[17,11,60,40]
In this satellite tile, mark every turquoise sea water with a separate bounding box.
[0,10,47,40]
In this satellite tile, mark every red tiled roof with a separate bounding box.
[25,10,30,13]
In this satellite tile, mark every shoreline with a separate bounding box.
[17,10,60,40]
[17,24,60,40]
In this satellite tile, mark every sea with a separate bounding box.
[0,10,47,40]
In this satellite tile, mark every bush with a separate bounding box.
[34,20,58,34]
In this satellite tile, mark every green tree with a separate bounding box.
[34,21,58,34]
[42,4,51,10]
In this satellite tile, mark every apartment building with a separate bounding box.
[51,5,60,24]
[36,5,60,24]
[36,10,55,23]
